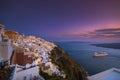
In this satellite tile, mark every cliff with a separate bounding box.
[2,28,88,80]
[40,46,88,80]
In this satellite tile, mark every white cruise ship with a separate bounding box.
[94,52,108,57]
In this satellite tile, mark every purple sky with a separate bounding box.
[1,0,120,42]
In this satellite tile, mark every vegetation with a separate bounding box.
[40,46,88,80]
[0,66,12,80]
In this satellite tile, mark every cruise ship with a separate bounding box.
[94,52,108,57]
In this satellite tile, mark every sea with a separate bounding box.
[56,41,120,76]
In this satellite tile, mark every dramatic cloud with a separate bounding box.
[62,28,120,41]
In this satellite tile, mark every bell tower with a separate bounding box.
[0,24,5,41]
[0,24,13,60]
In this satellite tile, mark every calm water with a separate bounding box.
[57,42,120,76]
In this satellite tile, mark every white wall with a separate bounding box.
[0,35,2,41]
[0,27,4,41]
[89,68,120,80]
[16,66,40,80]
[0,40,13,60]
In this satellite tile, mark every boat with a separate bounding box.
[93,52,108,57]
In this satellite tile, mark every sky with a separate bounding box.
[0,0,120,42]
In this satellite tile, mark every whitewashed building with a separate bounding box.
[0,25,13,60]
[0,39,13,60]
[0,24,4,41]
[15,65,44,80]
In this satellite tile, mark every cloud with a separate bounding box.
[62,28,120,41]
[92,28,120,38]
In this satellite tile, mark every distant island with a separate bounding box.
[92,43,120,49]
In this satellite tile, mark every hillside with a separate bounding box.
[39,46,88,80]
[3,29,88,80]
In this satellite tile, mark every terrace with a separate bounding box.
[89,68,120,80]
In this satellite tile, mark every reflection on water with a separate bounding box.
[57,42,120,75]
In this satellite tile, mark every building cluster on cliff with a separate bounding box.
[0,24,66,80]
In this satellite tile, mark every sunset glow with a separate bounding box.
[1,0,120,42]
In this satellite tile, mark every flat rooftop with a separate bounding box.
[99,71,120,80]
[89,68,120,80]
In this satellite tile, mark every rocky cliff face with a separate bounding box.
[40,46,88,80]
